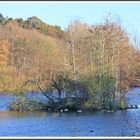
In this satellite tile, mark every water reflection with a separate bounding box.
[9,111,48,118]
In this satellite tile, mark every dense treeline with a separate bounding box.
[0,13,64,38]
[0,13,140,111]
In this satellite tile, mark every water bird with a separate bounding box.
[64,108,68,112]
[127,105,131,109]
[137,105,140,108]
[78,110,82,113]
[135,105,138,108]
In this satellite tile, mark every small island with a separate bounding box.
[0,13,138,113]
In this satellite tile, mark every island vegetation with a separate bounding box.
[0,13,140,112]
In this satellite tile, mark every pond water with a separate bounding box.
[0,88,140,137]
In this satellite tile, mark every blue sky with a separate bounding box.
[0,2,140,39]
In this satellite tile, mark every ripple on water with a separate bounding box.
[0,89,139,136]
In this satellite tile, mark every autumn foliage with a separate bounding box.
[0,13,140,110]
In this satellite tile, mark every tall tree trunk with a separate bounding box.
[69,41,78,99]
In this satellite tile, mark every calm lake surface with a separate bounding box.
[0,88,140,137]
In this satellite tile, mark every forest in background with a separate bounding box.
[0,13,140,111]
